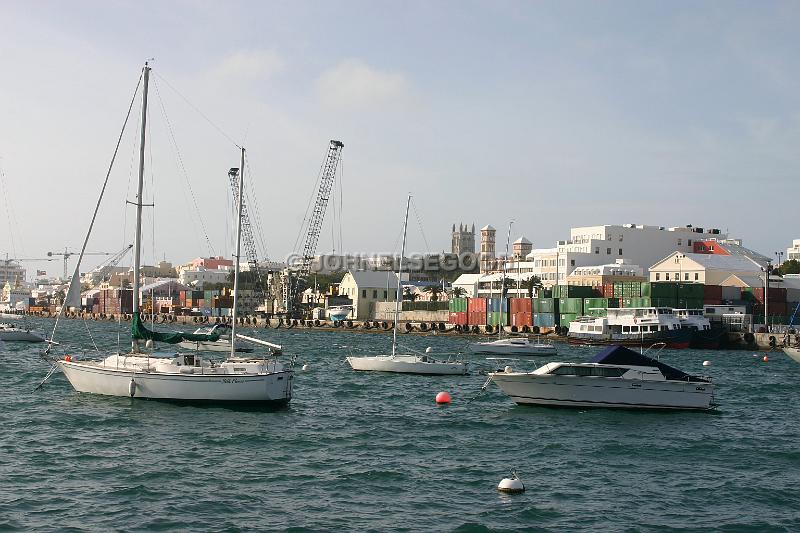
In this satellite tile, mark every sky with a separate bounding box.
[1,1,799,279]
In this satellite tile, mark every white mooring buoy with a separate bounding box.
[497,470,525,494]
[145,339,154,349]
[302,364,309,371]
[425,347,433,353]
[504,365,513,373]
[702,360,711,367]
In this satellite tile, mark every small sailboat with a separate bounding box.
[46,63,292,403]
[346,195,468,375]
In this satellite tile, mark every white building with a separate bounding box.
[338,270,399,320]
[649,252,763,285]
[0,259,26,285]
[788,239,800,262]
[178,266,233,288]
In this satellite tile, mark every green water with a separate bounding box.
[1,317,798,531]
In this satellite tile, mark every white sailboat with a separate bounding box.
[468,221,557,357]
[48,63,293,403]
[346,195,468,375]
[783,346,800,363]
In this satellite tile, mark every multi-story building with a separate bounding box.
[512,237,532,259]
[0,259,26,285]
[565,260,645,289]
[451,223,475,256]
[787,239,800,262]
[178,266,233,288]
[479,225,496,273]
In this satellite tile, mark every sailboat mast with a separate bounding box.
[230,147,245,359]
[501,221,512,334]
[392,195,411,357]
[132,62,150,350]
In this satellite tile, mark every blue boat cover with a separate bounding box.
[588,345,708,383]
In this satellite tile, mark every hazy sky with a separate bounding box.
[1,1,798,278]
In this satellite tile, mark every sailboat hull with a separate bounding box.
[58,361,293,402]
[784,347,800,363]
[346,355,468,375]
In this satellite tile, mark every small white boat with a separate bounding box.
[346,354,468,375]
[327,305,352,322]
[469,336,557,356]
[0,322,46,343]
[489,345,715,410]
[178,323,254,353]
[345,195,468,376]
[783,346,800,363]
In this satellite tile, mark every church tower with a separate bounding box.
[451,223,475,255]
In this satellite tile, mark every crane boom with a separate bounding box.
[283,140,344,315]
[228,166,269,309]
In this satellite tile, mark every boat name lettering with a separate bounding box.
[222,378,244,384]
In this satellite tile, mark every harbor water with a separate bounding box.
[1,317,799,531]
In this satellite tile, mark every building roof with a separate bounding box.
[452,273,482,286]
[344,270,398,288]
[140,279,190,292]
[480,225,495,232]
[513,236,532,245]
[653,252,762,272]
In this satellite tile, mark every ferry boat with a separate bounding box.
[488,345,715,410]
[672,309,724,349]
[568,307,691,349]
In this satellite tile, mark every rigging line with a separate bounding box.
[0,163,19,258]
[243,155,270,260]
[410,197,431,254]
[82,313,101,355]
[291,144,329,255]
[152,71,241,150]
[152,78,215,256]
[337,156,344,254]
[49,71,143,345]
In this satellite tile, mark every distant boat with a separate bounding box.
[327,305,352,322]
[178,323,254,353]
[346,195,468,375]
[0,322,46,343]
[469,336,557,356]
[489,345,715,410]
[568,307,692,349]
[673,308,724,349]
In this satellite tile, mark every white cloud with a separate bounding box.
[211,49,285,81]
[315,59,411,110]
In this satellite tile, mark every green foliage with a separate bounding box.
[524,275,544,298]
[421,284,443,302]
[779,259,800,275]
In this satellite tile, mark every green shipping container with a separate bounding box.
[677,298,703,309]
[533,298,558,314]
[487,312,507,326]
[642,282,678,299]
[449,298,467,313]
[677,283,704,299]
[559,313,578,327]
[553,285,595,298]
[584,298,619,310]
[558,297,583,314]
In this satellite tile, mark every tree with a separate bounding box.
[449,286,467,299]
[121,279,132,289]
[403,287,418,301]
[779,259,800,276]
[422,285,443,302]
[523,275,544,298]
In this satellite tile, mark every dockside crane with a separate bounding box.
[282,139,344,316]
[47,248,119,279]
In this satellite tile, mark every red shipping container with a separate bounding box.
[602,283,614,298]
[703,285,723,300]
[509,298,532,314]
[752,287,787,303]
[512,311,533,327]
[468,311,487,325]
[449,312,468,325]
[467,297,487,313]
[703,299,722,305]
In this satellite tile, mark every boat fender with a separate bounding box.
[346,320,354,329]
[438,322,445,331]
[405,323,413,332]
[129,378,136,398]
[522,325,530,333]
[485,325,493,334]
[454,324,462,333]
[315,319,321,327]
[382,321,389,330]
[510,326,518,333]
[744,332,755,343]
[363,322,371,329]
[532,326,539,334]
[769,336,777,348]
[420,323,428,331]
[193,316,198,323]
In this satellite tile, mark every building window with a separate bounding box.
[678,238,682,246]
[618,248,622,255]
[606,248,611,254]
[674,272,679,280]
[684,273,689,281]
[383,290,387,299]
[373,290,377,298]
[688,239,692,246]
[655,273,660,281]
[666,273,670,280]
[570,259,575,266]
[595,247,600,254]
[695,273,699,281]
[362,289,366,298]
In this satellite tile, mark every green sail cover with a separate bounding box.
[131,312,221,344]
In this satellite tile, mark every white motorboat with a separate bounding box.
[47,63,292,404]
[346,195,468,376]
[327,305,352,322]
[0,322,46,343]
[489,345,715,410]
[178,323,254,353]
[783,346,800,363]
[469,336,557,356]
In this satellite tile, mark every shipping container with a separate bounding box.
[533,298,558,314]
[552,285,595,298]
[509,298,533,314]
[677,283,704,299]
[752,287,787,303]
[559,313,578,327]
[584,297,619,310]
[449,312,468,325]
[533,313,556,327]
[467,297,487,314]
[642,282,678,299]
[487,298,508,313]
[487,312,507,326]
[448,298,468,313]
[511,311,533,327]
[677,298,703,309]
[468,311,486,325]
[586,308,608,317]
[721,286,742,301]
[703,285,723,301]
[558,297,583,314]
